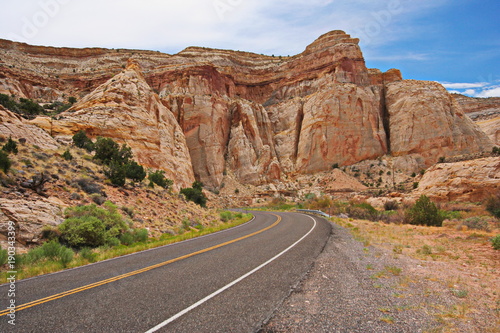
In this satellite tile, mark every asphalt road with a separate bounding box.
[0,211,331,332]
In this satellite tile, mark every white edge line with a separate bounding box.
[5,214,256,286]
[145,214,317,333]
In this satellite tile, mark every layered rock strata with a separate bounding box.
[0,31,494,188]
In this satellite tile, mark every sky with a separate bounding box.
[1,0,499,97]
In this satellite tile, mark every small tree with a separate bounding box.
[181,181,207,207]
[125,161,146,182]
[2,136,18,154]
[72,130,94,152]
[62,149,73,161]
[148,170,172,188]
[68,96,77,104]
[105,161,126,186]
[486,192,500,219]
[0,151,11,173]
[405,195,444,227]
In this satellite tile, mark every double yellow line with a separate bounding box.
[0,214,281,316]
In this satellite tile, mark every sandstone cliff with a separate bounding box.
[413,157,500,202]
[0,31,494,188]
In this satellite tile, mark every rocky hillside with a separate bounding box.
[0,31,493,191]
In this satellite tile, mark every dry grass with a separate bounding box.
[335,215,500,332]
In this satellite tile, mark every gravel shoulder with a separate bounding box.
[260,219,499,333]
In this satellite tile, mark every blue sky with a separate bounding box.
[1,0,499,97]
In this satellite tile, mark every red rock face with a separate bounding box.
[0,31,493,188]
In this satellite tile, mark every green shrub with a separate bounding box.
[105,161,126,186]
[384,201,399,211]
[486,193,500,219]
[41,240,64,260]
[220,211,233,222]
[125,161,146,182]
[0,246,7,265]
[59,247,74,267]
[0,150,11,173]
[62,149,73,161]
[59,202,129,248]
[72,130,94,152]
[119,232,135,246]
[106,237,121,247]
[346,202,379,221]
[405,195,444,227]
[462,217,490,231]
[181,181,207,207]
[148,170,172,188]
[2,136,18,154]
[79,247,97,262]
[94,137,132,166]
[59,216,108,248]
[133,229,148,243]
[492,146,500,155]
[491,235,500,250]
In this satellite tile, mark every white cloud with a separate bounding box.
[475,87,500,98]
[443,81,500,98]
[440,82,489,89]
[0,0,453,56]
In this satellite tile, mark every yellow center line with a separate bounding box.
[0,214,281,316]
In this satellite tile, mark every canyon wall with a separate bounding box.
[0,31,493,188]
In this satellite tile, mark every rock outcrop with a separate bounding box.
[386,81,493,165]
[0,31,494,188]
[0,106,59,150]
[31,61,195,188]
[413,157,500,202]
[0,197,65,245]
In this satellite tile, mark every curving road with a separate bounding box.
[0,211,331,332]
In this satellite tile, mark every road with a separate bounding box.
[0,211,331,332]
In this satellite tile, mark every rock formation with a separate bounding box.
[0,31,494,189]
[413,157,500,202]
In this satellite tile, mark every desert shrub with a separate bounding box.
[0,150,11,173]
[306,196,333,211]
[346,202,379,221]
[125,161,146,182]
[59,247,74,267]
[76,177,103,195]
[119,232,135,246]
[2,137,18,154]
[491,235,500,250]
[384,201,399,211]
[2,136,18,155]
[106,237,121,247]
[59,216,108,248]
[68,96,77,104]
[40,240,64,260]
[90,194,106,205]
[79,247,97,262]
[220,211,233,222]
[72,130,94,152]
[461,217,490,232]
[133,229,148,243]
[405,195,444,227]
[62,149,73,161]
[486,193,500,219]
[59,202,129,248]
[121,206,134,218]
[0,246,7,265]
[492,146,500,155]
[181,181,207,207]
[148,170,172,188]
